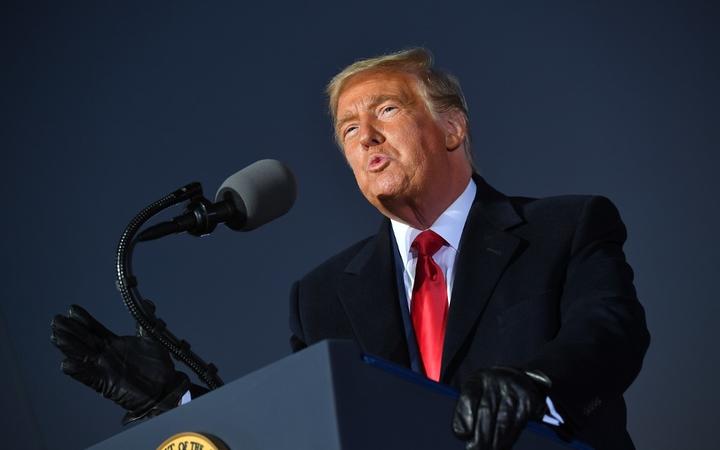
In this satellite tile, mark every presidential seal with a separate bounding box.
[156,431,228,450]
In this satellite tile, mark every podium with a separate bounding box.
[87,340,590,450]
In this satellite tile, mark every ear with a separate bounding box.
[440,109,467,152]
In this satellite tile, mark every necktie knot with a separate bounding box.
[412,230,446,257]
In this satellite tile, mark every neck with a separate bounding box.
[380,171,472,229]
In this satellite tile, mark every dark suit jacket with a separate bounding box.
[289,176,650,449]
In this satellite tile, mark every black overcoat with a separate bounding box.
[289,176,650,449]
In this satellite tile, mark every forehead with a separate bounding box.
[335,71,421,119]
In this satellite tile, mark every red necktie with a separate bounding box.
[410,230,448,381]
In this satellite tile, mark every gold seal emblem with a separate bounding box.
[156,432,228,450]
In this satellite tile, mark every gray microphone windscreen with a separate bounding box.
[215,159,297,231]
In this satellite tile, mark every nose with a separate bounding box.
[358,121,385,149]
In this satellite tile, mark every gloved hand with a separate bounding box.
[452,366,551,450]
[50,304,190,425]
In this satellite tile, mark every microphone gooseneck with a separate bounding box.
[116,159,296,391]
[115,182,224,390]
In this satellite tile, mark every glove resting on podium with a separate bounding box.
[452,366,551,450]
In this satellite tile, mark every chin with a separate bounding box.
[378,170,409,192]
[372,187,411,210]
[370,182,404,201]
[358,171,409,204]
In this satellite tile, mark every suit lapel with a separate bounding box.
[441,176,525,379]
[337,221,410,366]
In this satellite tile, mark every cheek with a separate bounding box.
[345,149,359,168]
[344,151,366,182]
[392,119,435,158]
[397,132,431,166]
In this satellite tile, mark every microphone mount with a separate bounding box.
[115,181,224,390]
[136,191,246,242]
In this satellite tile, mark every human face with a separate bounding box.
[335,70,460,216]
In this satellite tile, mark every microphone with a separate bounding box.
[137,159,296,241]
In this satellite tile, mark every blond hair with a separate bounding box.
[326,48,473,164]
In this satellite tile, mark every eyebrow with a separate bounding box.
[335,93,410,131]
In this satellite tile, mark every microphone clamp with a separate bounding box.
[136,189,247,242]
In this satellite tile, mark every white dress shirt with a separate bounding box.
[390,178,564,427]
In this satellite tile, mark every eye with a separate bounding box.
[342,125,358,139]
[379,105,398,116]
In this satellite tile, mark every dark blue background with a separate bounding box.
[2,1,718,448]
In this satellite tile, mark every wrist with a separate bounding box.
[121,372,190,425]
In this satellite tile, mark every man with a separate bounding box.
[288,48,649,449]
[51,48,649,449]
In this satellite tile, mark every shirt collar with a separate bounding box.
[390,178,477,265]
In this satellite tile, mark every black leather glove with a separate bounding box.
[50,304,190,425]
[452,366,551,450]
